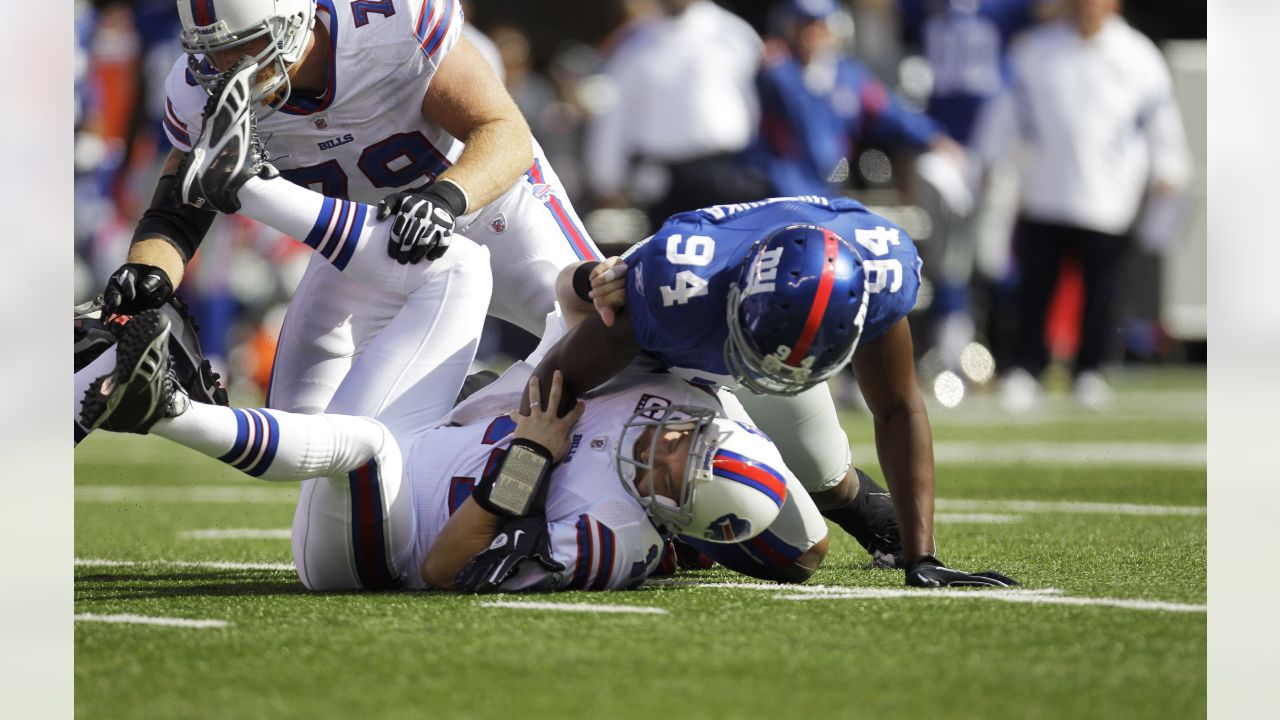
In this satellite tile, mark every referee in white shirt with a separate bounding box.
[584,0,769,229]
[974,0,1191,410]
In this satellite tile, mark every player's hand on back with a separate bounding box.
[904,555,1018,588]
[377,181,467,264]
[511,371,585,462]
[589,257,628,327]
[102,263,174,315]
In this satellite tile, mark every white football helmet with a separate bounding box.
[177,0,316,108]
[616,404,786,544]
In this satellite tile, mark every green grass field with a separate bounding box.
[74,367,1206,719]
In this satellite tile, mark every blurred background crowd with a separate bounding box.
[72,0,1206,412]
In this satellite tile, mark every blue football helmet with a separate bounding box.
[725,224,869,396]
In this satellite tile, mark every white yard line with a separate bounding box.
[76,486,296,504]
[935,499,1205,516]
[76,558,295,572]
[775,589,1206,613]
[74,613,230,629]
[480,601,669,615]
[662,582,1204,614]
[852,441,1205,467]
[935,513,1023,524]
[178,528,292,540]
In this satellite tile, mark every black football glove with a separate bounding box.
[377,181,466,265]
[102,263,174,315]
[905,555,1019,588]
[454,515,566,594]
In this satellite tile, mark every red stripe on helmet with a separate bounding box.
[712,455,788,505]
[192,0,215,26]
[784,229,839,366]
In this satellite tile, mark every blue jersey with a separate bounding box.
[626,197,922,387]
[751,50,942,197]
[899,0,1041,143]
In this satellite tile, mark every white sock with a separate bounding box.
[151,402,389,482]
[74,346,117,446]
[238,175,378,273]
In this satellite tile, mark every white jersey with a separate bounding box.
[164,0,464,204]
[403,365,722,591]
[162,0,601,340]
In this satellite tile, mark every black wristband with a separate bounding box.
[572,261,602,303]
[132,174,216,263]
[472,438,554,518]
[421,179,468,218]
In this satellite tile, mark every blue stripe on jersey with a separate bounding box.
[572,515,592,588]
[591,523,616,590]
[162,114,191,147]
[416,0,456,58]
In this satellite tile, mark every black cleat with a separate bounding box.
[178,56,273,213]
[80,309,181,434]
[822,468,904,568]
[160,297,229,407]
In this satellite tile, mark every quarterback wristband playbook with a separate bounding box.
[471,439,554,518]
[572,261,603,302]
[132,174,217,263]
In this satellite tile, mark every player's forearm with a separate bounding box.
[873,405,936,562]
[523,312,640,417]
[126,237,187,288]
[421,499,503,590]
[436,117,533,212]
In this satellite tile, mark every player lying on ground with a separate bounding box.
[99,1,601,444]
[527,198,1018,588]
[77,303,829,592]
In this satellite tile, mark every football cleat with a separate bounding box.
[74,297,118,373]
[80,309,187,434]
[160,298,230,407]
[179,56,275,213]
[844,469,903,569]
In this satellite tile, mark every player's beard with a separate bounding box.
[257,63,288,106]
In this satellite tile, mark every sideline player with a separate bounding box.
[525,198,1018,587]
[78,294,828,592]
[97,0,600,436]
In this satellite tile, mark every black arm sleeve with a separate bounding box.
[131,174,217,263]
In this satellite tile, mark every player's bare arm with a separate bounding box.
[520,265,643,416]
[423,373,584,590]
[379,35,535,264]
[851,317,936,563]
[421,35,533,211]
[103,148,215,312]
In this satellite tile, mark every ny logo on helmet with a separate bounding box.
[746,247,784,295]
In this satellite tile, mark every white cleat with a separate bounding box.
[1073,371,1117,412]
[178,56,270,213]
[999,368,1040,415]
